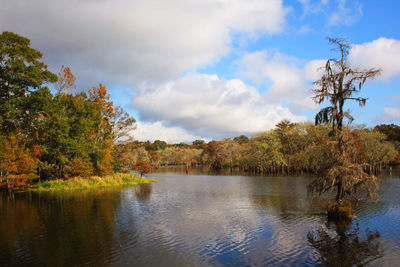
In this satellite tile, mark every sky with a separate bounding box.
[1,0,399,143]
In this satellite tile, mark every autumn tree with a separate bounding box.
[0,32,139,188]
[308,37,381,218]
[56,65,76,95]
[209,139,241,172]
[312,38,380,136]
[115,142,137,170]
[112,106,136,144]
[0,31,56,187]
[134,161,152,177]
[0,135,38,190]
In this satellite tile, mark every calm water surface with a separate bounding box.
[1,170,400,266]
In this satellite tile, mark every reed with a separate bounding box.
[33,173,156,191]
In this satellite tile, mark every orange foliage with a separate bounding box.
[88,84,117,176]
[88,84,114,118]
[134,161,152,176]
[64,158,94,178]
[98,145,115,176]
[0,135,38,190]
[32,145,42,157]
[120,169,130,174]
[91,141,115,176]
[57,65,76,94]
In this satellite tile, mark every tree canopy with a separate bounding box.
[0,32,135,190]
[0,31,57,134]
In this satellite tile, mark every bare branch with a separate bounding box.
[309,37,381,205]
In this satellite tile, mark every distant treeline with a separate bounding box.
[116,121,399,175]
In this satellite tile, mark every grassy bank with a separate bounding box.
[32,173,156,192]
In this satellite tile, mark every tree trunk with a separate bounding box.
[336,180,344,201]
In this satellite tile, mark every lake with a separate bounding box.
[1,170,400,266]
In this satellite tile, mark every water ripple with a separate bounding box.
[1,174,400,266]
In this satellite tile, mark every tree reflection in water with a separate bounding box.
[0,190,123,266]
[308,219,382,266]
[135,183,152,200]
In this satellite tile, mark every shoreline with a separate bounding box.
[29,173,156,192]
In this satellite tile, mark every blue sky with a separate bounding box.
[1,0,399,143]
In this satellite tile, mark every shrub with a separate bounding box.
[327,200,354,220]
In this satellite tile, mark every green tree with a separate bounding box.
[375,124,400,152]
[357,129,398,171]
[192,139,206,148]
[241,131,283,174]
[174,142,189,148]
[0,32,138,187]
[153,140,167,150]
[233,135,249,144]
[0,31,57,134]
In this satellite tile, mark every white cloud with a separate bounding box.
[133,122,206,144]
[237,51,316,112]
[132,73,306,140]
[305,59,326,81]
[375,107,400,122]
[297,0,329,17]
[328,0,362,26]
[298,25,312,34]
[300,38,400,84]
[349,38,400,80]
[297,0,362,26]
[0,0,289,88]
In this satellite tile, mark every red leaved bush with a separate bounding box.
[134,161,152,176]
[64,158,94,179]
[0,135,38,190]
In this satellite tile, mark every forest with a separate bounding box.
[0,31,135,190]
[0,31,399,191]
[116,122,399,175]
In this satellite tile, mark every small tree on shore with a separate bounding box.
[134,160,152,177]
[308,37,381,217]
